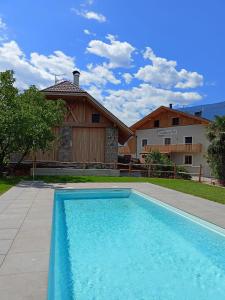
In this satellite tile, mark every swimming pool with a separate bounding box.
[48,188,225,300]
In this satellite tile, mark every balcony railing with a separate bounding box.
[142,143,202,154]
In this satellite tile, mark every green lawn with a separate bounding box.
[0,177,20,195]
[35,176,225,205]
[0,175,225,205]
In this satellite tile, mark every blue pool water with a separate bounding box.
[48,189,225,300]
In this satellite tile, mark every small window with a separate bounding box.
[194,111,202,117]
[92,113,100,123]
[164,138,171,145]
[184,155,192,165]
[154,120,160,128]
[142,139,148,147]
[172,117,180,126]
[185,137,192,144]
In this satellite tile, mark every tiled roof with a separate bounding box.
[41,80,85,93]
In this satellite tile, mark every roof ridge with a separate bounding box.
[41,80,85,93]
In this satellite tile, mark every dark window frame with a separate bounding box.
[184,155,192,165]
[184,136,193,144]
[164,137,171,145]
[172,117,180,126]
[154,119,160,128]
[92,113,100,123]
[142,139,148,147]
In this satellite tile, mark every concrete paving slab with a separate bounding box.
[15,228,51,240]
[0,218,24,229]
[0,240,13,255]
[20,219,52,232]
[0,229,18,240]
[0,252,49,275]
[0,255,5,265]
[0,271,48,300]
[9,236,51,253]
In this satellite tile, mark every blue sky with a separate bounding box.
[0,0,225,125]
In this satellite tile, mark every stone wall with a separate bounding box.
[58,126,72,162]
[105,128,118,163]
[31,168,120,176]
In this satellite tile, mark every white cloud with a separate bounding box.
[122,73,133,84]
[0,17,6,30]
[30,51,75,75]
[73,9,106,22]
[0,40,76,89]
[84,29,91,35]
[0,38,203,126]
[83,29,96,36]
[80,0,94,6]
[135,47,203,89]
[87,34,135,68]
[81,63,120,87]
[103,84,202,125]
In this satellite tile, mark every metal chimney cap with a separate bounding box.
[73,70,80,75]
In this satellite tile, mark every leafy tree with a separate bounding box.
[207,116,225,184]
[144,150,191,179]
[0,70,65,172]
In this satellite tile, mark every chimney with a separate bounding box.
[169,103,173,109]
[72,70,80,86]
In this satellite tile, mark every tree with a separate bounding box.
[207,115,225,184]
[0,70,65,172]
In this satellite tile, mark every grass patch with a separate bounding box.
[0,177,20,195]
[0,175,225,205]
[35,175,225,205]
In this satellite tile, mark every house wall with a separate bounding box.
[136,124,211,177]
[105,128,118,163]
[31,95,119,163]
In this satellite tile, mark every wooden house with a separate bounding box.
[34,71,132,164]
[119,105,211,176]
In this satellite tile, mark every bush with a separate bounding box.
[144,151,191,179]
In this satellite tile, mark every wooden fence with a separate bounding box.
[24,159,203,183]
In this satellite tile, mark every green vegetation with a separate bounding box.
[0,176,224,205]
[0,177,20,195]
[144,151,191,179]
[0,70,65,172]
[207,115,225,184]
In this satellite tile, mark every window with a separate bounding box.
[142,139,148,147]
[92,113,100,123]
[154,120,160,127]
[184,155,192,165]
[194,111,202,117]
[172,117,180,126]
[164,138,171,145]
[185,136,193,144]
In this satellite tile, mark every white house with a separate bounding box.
[120,105,211,177]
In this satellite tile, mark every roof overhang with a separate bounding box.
[131,106,210,131]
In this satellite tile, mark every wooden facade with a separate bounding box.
[131,106,209,131]
[29,80,132,163]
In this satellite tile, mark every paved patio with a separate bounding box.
[0,181,225,299]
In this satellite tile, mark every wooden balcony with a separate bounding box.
[142,143,202,154]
